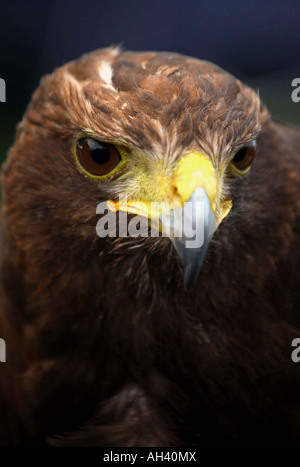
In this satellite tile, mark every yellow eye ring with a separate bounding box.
[74,134,129,180]
[229,163,252,177]
[229,141,257,176]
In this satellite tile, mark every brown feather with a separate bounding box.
[1,48,300,446]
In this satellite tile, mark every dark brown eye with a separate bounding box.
[76,137,121,177]
[231,140,257,173]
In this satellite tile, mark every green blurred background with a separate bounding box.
[1,0,299,165]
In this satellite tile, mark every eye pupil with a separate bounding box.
[76,137,121,177]
[89,142,111,165]
[233,146,248,163]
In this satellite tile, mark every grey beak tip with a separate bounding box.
[170,188,216,289]
[183,249,207,290]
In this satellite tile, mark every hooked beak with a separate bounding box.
[107,151,232,289]
[168,188,216,289]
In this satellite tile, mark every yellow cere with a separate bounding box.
[171,152,217,211]
[108,151,221,224]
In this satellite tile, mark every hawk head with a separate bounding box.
[2,47,267,298]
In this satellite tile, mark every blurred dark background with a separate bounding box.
[0,0,299,163]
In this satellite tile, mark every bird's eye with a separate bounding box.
[230,140,257,175]
[76,137,121,177]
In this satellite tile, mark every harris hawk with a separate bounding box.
[0,47,300,447]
